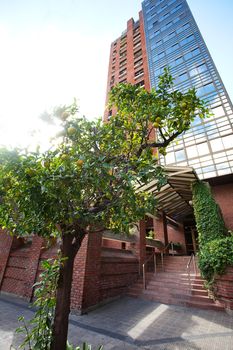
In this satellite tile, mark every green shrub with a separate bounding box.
[192,181,227,247]
[192,181,233,284]
[16,258,62,349]
[198,235,233,283]
[66,342,103,350]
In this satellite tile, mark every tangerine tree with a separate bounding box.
[0,71,208,350]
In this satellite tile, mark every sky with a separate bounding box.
[0,0,232,148]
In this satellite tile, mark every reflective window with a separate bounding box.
[197,142,209,156]
[210,138,224,152]
[180,35,194,46]
[175,72,188,84]
[212,105,225,118]
[190,64,207,77]
[175,149,186,161]
[196,83,215,97]
[177,22,190,34]
[186,145,198,158]
[175,56,183,65]
[184,47,200,61]
[165,152,175,163]
[222,135,233,149]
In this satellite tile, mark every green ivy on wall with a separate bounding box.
[192,181,227,247]
[192,181,233,284]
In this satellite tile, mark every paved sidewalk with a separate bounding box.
[0,293,232,349]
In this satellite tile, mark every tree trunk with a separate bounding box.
[50,233,81,350]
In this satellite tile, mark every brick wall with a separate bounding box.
[0,230,13,288]
[1,236,43,300]
[211,183,233,230]
[154,218,186,254]
[100,248,138,302]
[215,267,233,311]
[0,231,138,313]
[102,239,122,250]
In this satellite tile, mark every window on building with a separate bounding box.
[210,138,223,152]
[222,135,233,149]
[177,22,190,34]
[212,105,225,118]
[134,59,143,68]
[175,72,188,84]
[175,56,183,65]
[119,78,127,84]
[119,59,127,68]
[136,80,145,87]
[180,34,194,46]
[196,83,215,97]
[167,43,179,54]
[165,152,175,163]
[190,63,207,77]
[175,149,186,161]
[192,48,200,55]
[135,69,144,78]
[134,49,142,59]
[186,145,198,158]
[158,51,165,59]
[166,21,172,29]
[197,142,209,156]
[119,68,127,77]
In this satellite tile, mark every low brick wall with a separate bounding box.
[215,267,233,311]
[100,248,139,302]
[0,233,139,312]
[1,245,30,297]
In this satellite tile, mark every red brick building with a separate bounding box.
[104,13,150,121]
[1,4,233,314]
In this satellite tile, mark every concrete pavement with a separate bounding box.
[0,293,232,349]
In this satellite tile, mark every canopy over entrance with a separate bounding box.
[138,166,199,222]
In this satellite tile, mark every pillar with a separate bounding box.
[23,235,44,301]
[0,230,13,289]
[71,231,102,314]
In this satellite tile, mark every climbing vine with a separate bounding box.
[192,181,227,247]
[192,181,233,284]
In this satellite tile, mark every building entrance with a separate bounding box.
[184,220,198,255]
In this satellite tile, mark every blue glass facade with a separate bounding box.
[142,0,233,179]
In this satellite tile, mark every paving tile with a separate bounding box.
[0,294,233,350]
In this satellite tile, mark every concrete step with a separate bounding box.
[127,255,224,311]
[128,291,224,311]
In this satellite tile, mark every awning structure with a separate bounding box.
[138,166,199,222]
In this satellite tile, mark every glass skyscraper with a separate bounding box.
[142,0,233,179]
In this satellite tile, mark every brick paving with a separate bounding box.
[0,293,232,349]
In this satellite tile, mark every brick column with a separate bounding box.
[132,220,146,275]
[215,267,233,312]
[71,231,102,314]
[0,230,13,289]
[23,235,44,301]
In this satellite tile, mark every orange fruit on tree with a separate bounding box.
[76,159,84,167]
[67,127,76,136]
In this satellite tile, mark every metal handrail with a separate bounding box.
[186,253,197,292]
[187,253,197,274]
[160,241,175,271]
[142,253,156,289]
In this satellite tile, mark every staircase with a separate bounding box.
[128,256,224,311]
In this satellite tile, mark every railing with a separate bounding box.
[142,253,156,289]
[186,253,197,292]
[187,253,197,275]
[160,241,175,271]
[142,242,178,289]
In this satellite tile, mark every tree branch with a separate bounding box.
[136,130,181,157]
